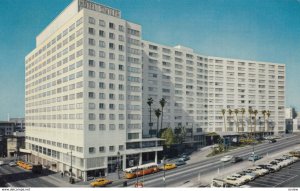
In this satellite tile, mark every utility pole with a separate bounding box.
[68,150,73,183]
[163,156,166,187]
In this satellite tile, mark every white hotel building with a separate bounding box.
[25,0,285,180]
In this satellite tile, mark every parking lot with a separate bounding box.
[246,161,300,187]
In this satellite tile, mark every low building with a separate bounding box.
[7,131,26,158]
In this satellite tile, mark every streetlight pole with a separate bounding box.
[67,150,73,183]
[117,151,120,179]
[163,156,166,187]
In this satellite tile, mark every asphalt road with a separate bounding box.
[110,134,300,187]
[246,161,300,187]
[0,134,299,187]
[0,165,56,187]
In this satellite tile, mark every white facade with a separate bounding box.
[25,0,286,181]
[142,42,286,136]
[25,0,162,181]
[285,108,293,119]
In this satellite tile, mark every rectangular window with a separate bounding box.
[109,146,114,152]
[88,28,95,35]
[88,17,95,24]
[109,22,115,29]
[99,146,105,152]
[89,147,95,153]
[99,30,105,37]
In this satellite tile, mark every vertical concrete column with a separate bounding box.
[122,154,126,170]
[139,153,142,165]
[83,171,87,182]
[155,151,158,164]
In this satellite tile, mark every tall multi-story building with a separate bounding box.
[142,42,285,140]
[25,0,285,180]
[25,0,162,181]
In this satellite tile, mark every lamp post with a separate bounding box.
[67,150,73,183]
[117,151,120,179]
[162,156,166,187]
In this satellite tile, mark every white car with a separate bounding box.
[247,167,266,176]
[254,166,269,175]
[9,161,17,167]
[275,158,289,167]
[223,176,243,186]
[242,169,260,178]
[231,173,250,183]
[220,155,233,162]
[237,171,255,181]
[0,161,4,166]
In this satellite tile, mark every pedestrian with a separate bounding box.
[61,172,64,178]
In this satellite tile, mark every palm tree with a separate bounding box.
[147,97,154,136]
[253,110,258,138]
[221,109,227,132]
[248,108,253,138]
[154,109,161,138]
[159,98,167,132]
[241,108,246,132]
[234,109,239,133]
[261,110,267,134]
[228,109,233,132]
[266,110,271,135]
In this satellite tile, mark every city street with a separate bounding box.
[109,134,300,187]
[1,134,299,187]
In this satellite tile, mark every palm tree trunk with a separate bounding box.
[156,117,160,138]
[149,106,152,132]
[242,114,244,132]
[160,108,164,132]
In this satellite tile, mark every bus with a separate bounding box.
[124,163,159,179]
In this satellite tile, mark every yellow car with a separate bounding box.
[90,178,113,187]
[24,164,33,170]
[161,163,177,170]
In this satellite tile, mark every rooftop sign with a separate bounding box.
[78,0,121,18]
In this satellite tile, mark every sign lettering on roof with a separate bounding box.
[78,0,121,18]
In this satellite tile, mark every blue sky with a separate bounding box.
[0,0,299,120]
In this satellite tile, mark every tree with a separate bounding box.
[221,109,227,132]
[154,109,161,138]
[147,97,154,136]
[253,110,258,137]
[161,128,175,148]
[234,109,239,133]
[262,110,267,133]
[240,108,246,132]
[228,109,233,132]
[159,98,167,132]
[174,126,186,144]
[248,108,253,137]
[266,110,271,134]
[292,108,298,119]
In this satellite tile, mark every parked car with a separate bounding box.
[160,163,177,170]
[223,176,243,186]
[220,155,233,162]
[269,139,277,143]
[231,156,243,163]
[269,160,283,169]
[238,171,255,181]
[231,173,250,183]
[90,178,112,187]
[175,159,186,166]
[242,169,260,178]
[248,154,262,161]
[180,154,190,161]
[253,166,269,175]
[8,161,17,167]
[257,164,276,173]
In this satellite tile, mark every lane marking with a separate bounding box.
[248,181,274,187]
[274,175,298,187]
